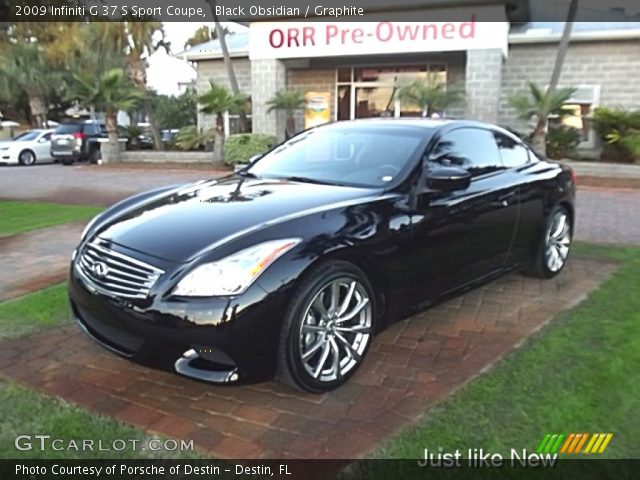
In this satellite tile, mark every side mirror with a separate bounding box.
[425,167,471,192]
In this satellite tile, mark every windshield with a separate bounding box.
[14,131,39,141]
[248,126,427,188]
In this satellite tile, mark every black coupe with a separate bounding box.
[69,119,575,392]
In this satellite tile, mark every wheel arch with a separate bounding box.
[285,246,390,332]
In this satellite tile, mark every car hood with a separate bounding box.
[97,175,379,263]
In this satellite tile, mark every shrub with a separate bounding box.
[223,133,277,166]
[174,126,212,151]
[546,125,582,159]
[593,107,640,163]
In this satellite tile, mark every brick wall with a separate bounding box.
[196,58,251,132]
[499,40,640,129]
[251,58,287,138]
[465,49,504,123]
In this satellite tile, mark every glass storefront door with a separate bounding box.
[336,64,447,121]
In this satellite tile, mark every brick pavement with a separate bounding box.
[0,258,617,459]
[0,221,84,301]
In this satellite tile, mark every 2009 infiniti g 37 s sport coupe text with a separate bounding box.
[69,119,575,392]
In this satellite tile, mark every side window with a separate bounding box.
[83,124,99,135]
[42,133,52,141]
[429,128,502,177]
[495,132,530,168]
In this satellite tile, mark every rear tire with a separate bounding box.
[278,260,377,393]
[61,157,75,166]
[18,149,36,166]
[524,205,572,279]
[89,148,101,164]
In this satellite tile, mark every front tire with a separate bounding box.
[278,261,376,392]
[18,149,36,166]
[61,157,75,166]
[526,205,572,278]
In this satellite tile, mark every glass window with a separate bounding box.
[14,131,40,141]
[495,132,529,168]
[337,67,351,83]
[83,124,100,135]
[249,126,428,188]
[430,128,502,177]
[54,123,82,134]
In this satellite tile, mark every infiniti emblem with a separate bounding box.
[91,262,109,279]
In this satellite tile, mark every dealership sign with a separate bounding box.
[249,13,509,60]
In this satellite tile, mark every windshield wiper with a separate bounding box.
[284,176,342,186]
[236,170,258,178]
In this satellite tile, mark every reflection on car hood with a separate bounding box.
[97,175,378,263]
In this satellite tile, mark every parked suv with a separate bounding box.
[50,121,106,165]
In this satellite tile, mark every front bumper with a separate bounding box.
[69,262,288,384]
[0,151,18,164]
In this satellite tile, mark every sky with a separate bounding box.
[147,22,246,96]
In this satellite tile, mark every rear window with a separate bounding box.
[55,124,82,134]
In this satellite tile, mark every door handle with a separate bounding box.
[493,191,517,208]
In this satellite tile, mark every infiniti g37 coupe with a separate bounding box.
[69,119,575,392]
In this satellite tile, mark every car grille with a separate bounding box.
[75,240,164,299]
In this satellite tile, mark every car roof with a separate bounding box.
[322,118,524,142]
[325,118,504,131]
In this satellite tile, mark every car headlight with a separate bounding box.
[172,238,302,297]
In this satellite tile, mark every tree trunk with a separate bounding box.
[213,113,224,163]
[143,97,163,150]
[547,0,579,99]
[538,0,578,158]
[28,94,47,128]
[128,55,164,150]
[286,115,295,139]
[208,1,248,132]
[531,119,548,157]
[104,110,121,163]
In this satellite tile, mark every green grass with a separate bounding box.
[372,244,640,460]
[0,284,199,459]
[0,283,71,340]
[0,381,198,459]
[0,200,102,237]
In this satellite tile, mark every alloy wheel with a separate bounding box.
[298,277,372,383]
[19,151,35,166]
[545,210,571,272]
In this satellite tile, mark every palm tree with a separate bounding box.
[397,75,464,118]
[0,42,57,128]
[266,90,306,139]
[509,82,576,156]
[510,1,578,157]
[68,68,145,161]
[84,22,168,150]
[198,81,247,162]
[126,22,170,150]
[184,25,230,49]
[206,1,248,132]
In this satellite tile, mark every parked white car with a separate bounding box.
[0,129,55,166]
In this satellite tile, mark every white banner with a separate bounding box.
[250,9,509,60]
